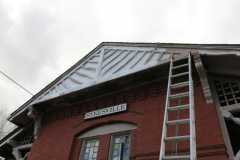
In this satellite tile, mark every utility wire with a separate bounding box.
[0,70,33,96]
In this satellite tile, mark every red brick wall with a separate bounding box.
[27,75,228,160]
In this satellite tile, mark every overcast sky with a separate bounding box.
[0,0,240,114]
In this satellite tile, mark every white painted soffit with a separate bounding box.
[8,43,240,122]
[198,50,240,56]
[31,45,187,105]
[193,51,240,104]
[0,128,23,148]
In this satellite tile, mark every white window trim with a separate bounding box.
[108,131,131,160]
[79,137,100,160]
[209,75,240,160]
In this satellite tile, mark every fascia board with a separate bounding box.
[7,42,240,124]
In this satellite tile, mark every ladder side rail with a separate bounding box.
[159,58,173,160]
[188,53,197,160]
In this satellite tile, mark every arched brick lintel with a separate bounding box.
[73,111,142,137]
[69,112,141,160]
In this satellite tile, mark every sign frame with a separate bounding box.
[84,103,127,120]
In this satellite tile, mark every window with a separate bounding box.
[110,133,131,160]
[214,80,240,107]
[210,76,240,159]
[77,123,136,160]
[80,138,99,160]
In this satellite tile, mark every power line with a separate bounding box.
[0,70,33,96]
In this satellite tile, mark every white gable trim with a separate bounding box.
[77,123,137,139]
[31,45,186,104]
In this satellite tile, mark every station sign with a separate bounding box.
[84,103,127,120]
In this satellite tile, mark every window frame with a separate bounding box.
[108,131,131,160]
[79,136,100,160]
[213,77,240,110]
[209,75,240,159]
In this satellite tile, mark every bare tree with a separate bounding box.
[0,110,16,140]
[0,110,17,160]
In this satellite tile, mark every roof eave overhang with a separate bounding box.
[0,122,33,157]
[9,56,173,125]
[8,42,240,125]
[8,42,106,122]
[193,52,240,104]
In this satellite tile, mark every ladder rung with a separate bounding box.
[162,155,190,160]
[169,92,189,99]
[166,119,190,126]
[165,135,190,142]
[168,104,189,112]
[170,81,189,89]
[160,54,196,160]
[173,56,188,61]
[172,63,188,70]
[171,72,189,78]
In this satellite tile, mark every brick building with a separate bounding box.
[0,43,240,160]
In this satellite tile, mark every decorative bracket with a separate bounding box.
[7,139,21,160]
[12,148,22,160]
[193,53,213,104]
[27,106,43,139]
[235,150,240,160]
[7,138,31,160]
[222,110,240,126]
[7,139,18,147]
[20,152,29,160]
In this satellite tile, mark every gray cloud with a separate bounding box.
[0,7,60,92]
[0,0,240,113]
[0,3,61,112]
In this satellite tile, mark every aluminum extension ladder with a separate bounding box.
[159,53,196,160]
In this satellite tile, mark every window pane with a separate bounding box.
[93,153,97,158]
[115,138,120,143]
[123,148,129,155]
[89,147,94,158]
[214,80,240,106]
[87,142,91,147]
[123,155,129,160]
[91,141,95,147]
[125,142,130,148]
[95,141,99,146]
[85,148,89,153]
[113,149,119,156]
[84,154,88,159]
[94,147,98,152]
[81,139,99,160]
[111,134,131,160]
